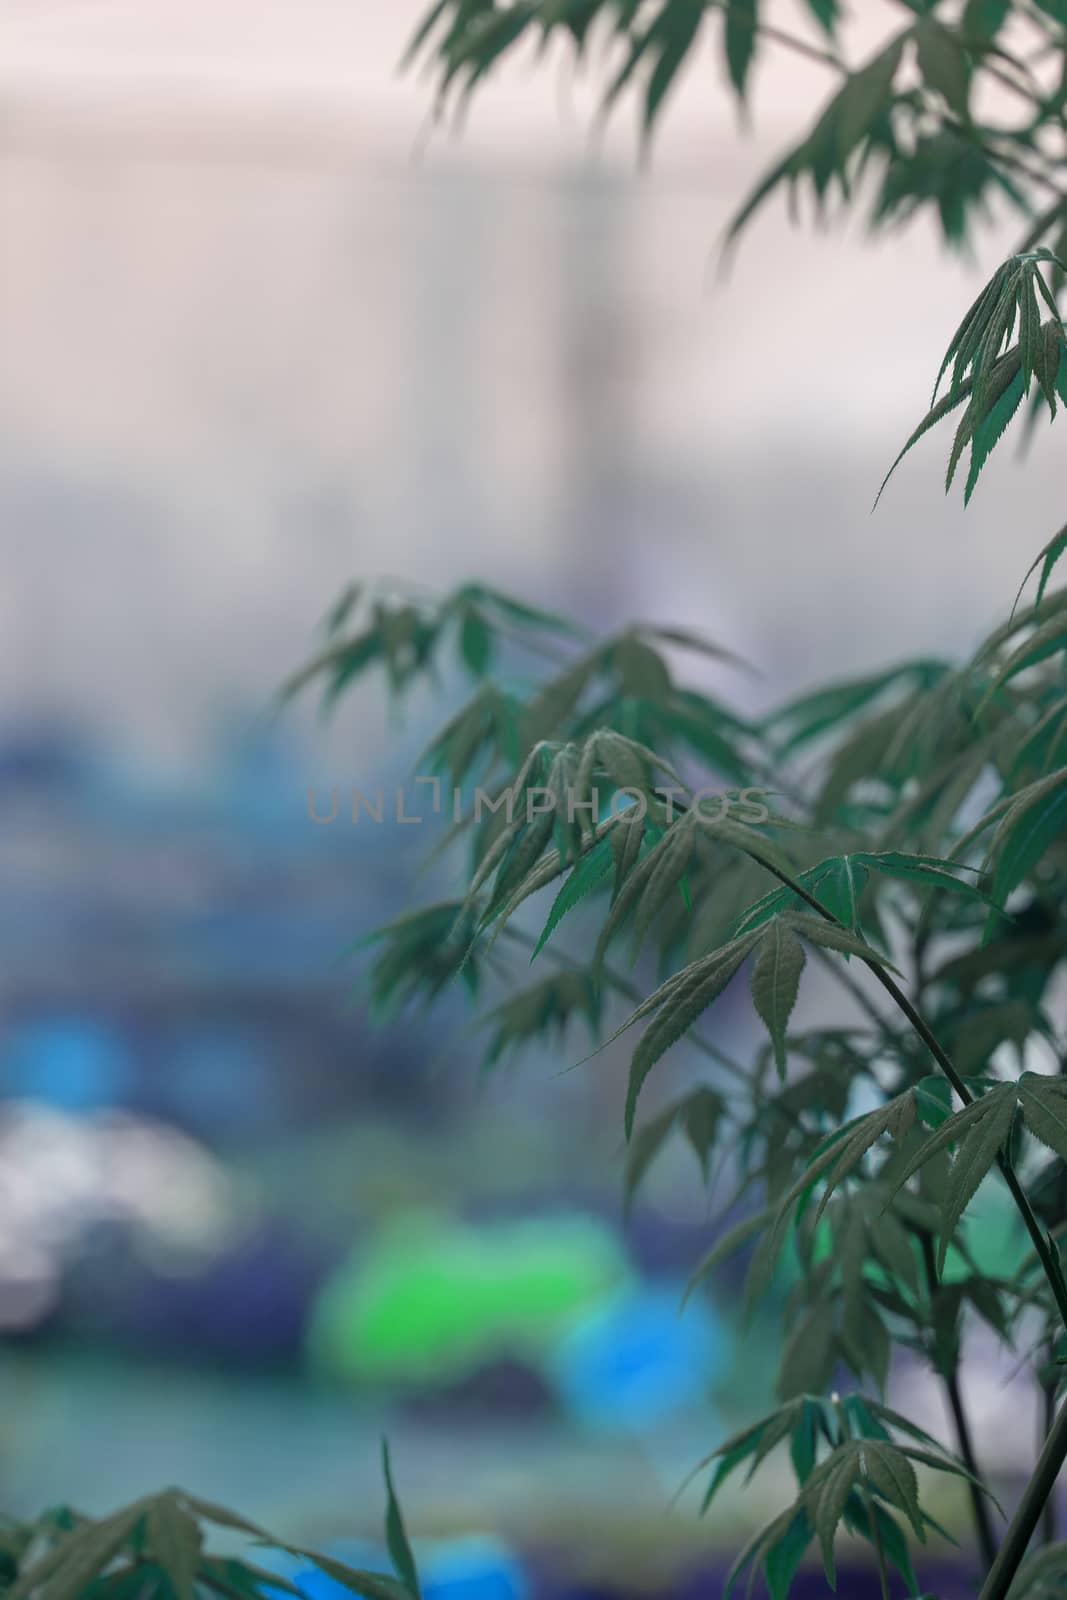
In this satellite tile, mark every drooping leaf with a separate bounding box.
[783,911,902,973]
[1019,1073,1067,1166]
[762,1510,811,1600]
[532,834,614,957]
[624,1087,724,1213]
[724,0,758,99]
[623,935,758,1136]
[889,1084,1018,1269]
[982,767,1067,930]
[914,17,970,118]
[644,0,705,135]
[144,1498,202,1600]
[776,1300,835,1400]
[381,1443,420,1600]
[751,920,807,1079]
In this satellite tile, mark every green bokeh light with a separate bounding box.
[307,1212,633,1383]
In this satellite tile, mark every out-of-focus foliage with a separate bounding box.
[0,1453,421,1600]
[406,0,1067,507]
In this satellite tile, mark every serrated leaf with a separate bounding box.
[776,1300,835,1400]
[863,1442,924,1542]
[844,1495,920,1597]
[532,834,614,957]
[984,768,1067,930]
[783,911,902,973]
[697,1402,801,1511]
[810,1448,860,1585]
[889,1084,1017,1270]
[629,820,695,961]
[624,936,756,1136]
[751,920,806,1079]
[1019,1073,1067,1165]
[963,362,1026,503]
[857,851,992,908]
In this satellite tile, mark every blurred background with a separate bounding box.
[0,2,1064,1596]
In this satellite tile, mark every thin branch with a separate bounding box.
[1042,1336,1058,1547]
[920,1233,999,1568]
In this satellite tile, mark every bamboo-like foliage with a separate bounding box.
[27,5,1067,1600]
[0,1450,420,1600]
[272,5,1067,1596]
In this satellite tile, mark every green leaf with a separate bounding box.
[696,1402,802,1511]
[751,920,807,1079]
[962,0,1010,38]
[201,1559,304,1600]
[763,1510,811,1600]
[532,834,614,957]
[1019,1073,1067,1166]
[683,1205,774,1305]
[278,1553,411,1600]
[862,1442,924,1543]
[624,937,756,1136]
[777,1301,835,1400]
[458,607,492,677]
[381,1443,419,1600]
[843,1497,920,1598]
[681,1086,725,1180]
[874,349,979,507]
[856,851,992,909]
[645,0,705,134]
[838,37,905,158]
[624,1088,723,1214]
[1013,523,1067,618]
[783,911,902,973]
[889,1084,1017,1269]
[914,18,969,117]
[628,818,696,961]
[765,662,945,756]
[962,363,1026,503]
[144,1499,201,1600]
[8,1503,148,1600]
[815,856,868,930]
[983,768,1067,929]
[1006,1541,1067,1599]
[804,0,839,34]
[177,1498,271,1543]
[809,1449,860,1585]
[724,0,757,99]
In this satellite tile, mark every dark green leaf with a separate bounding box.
[751,920,807,1079]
